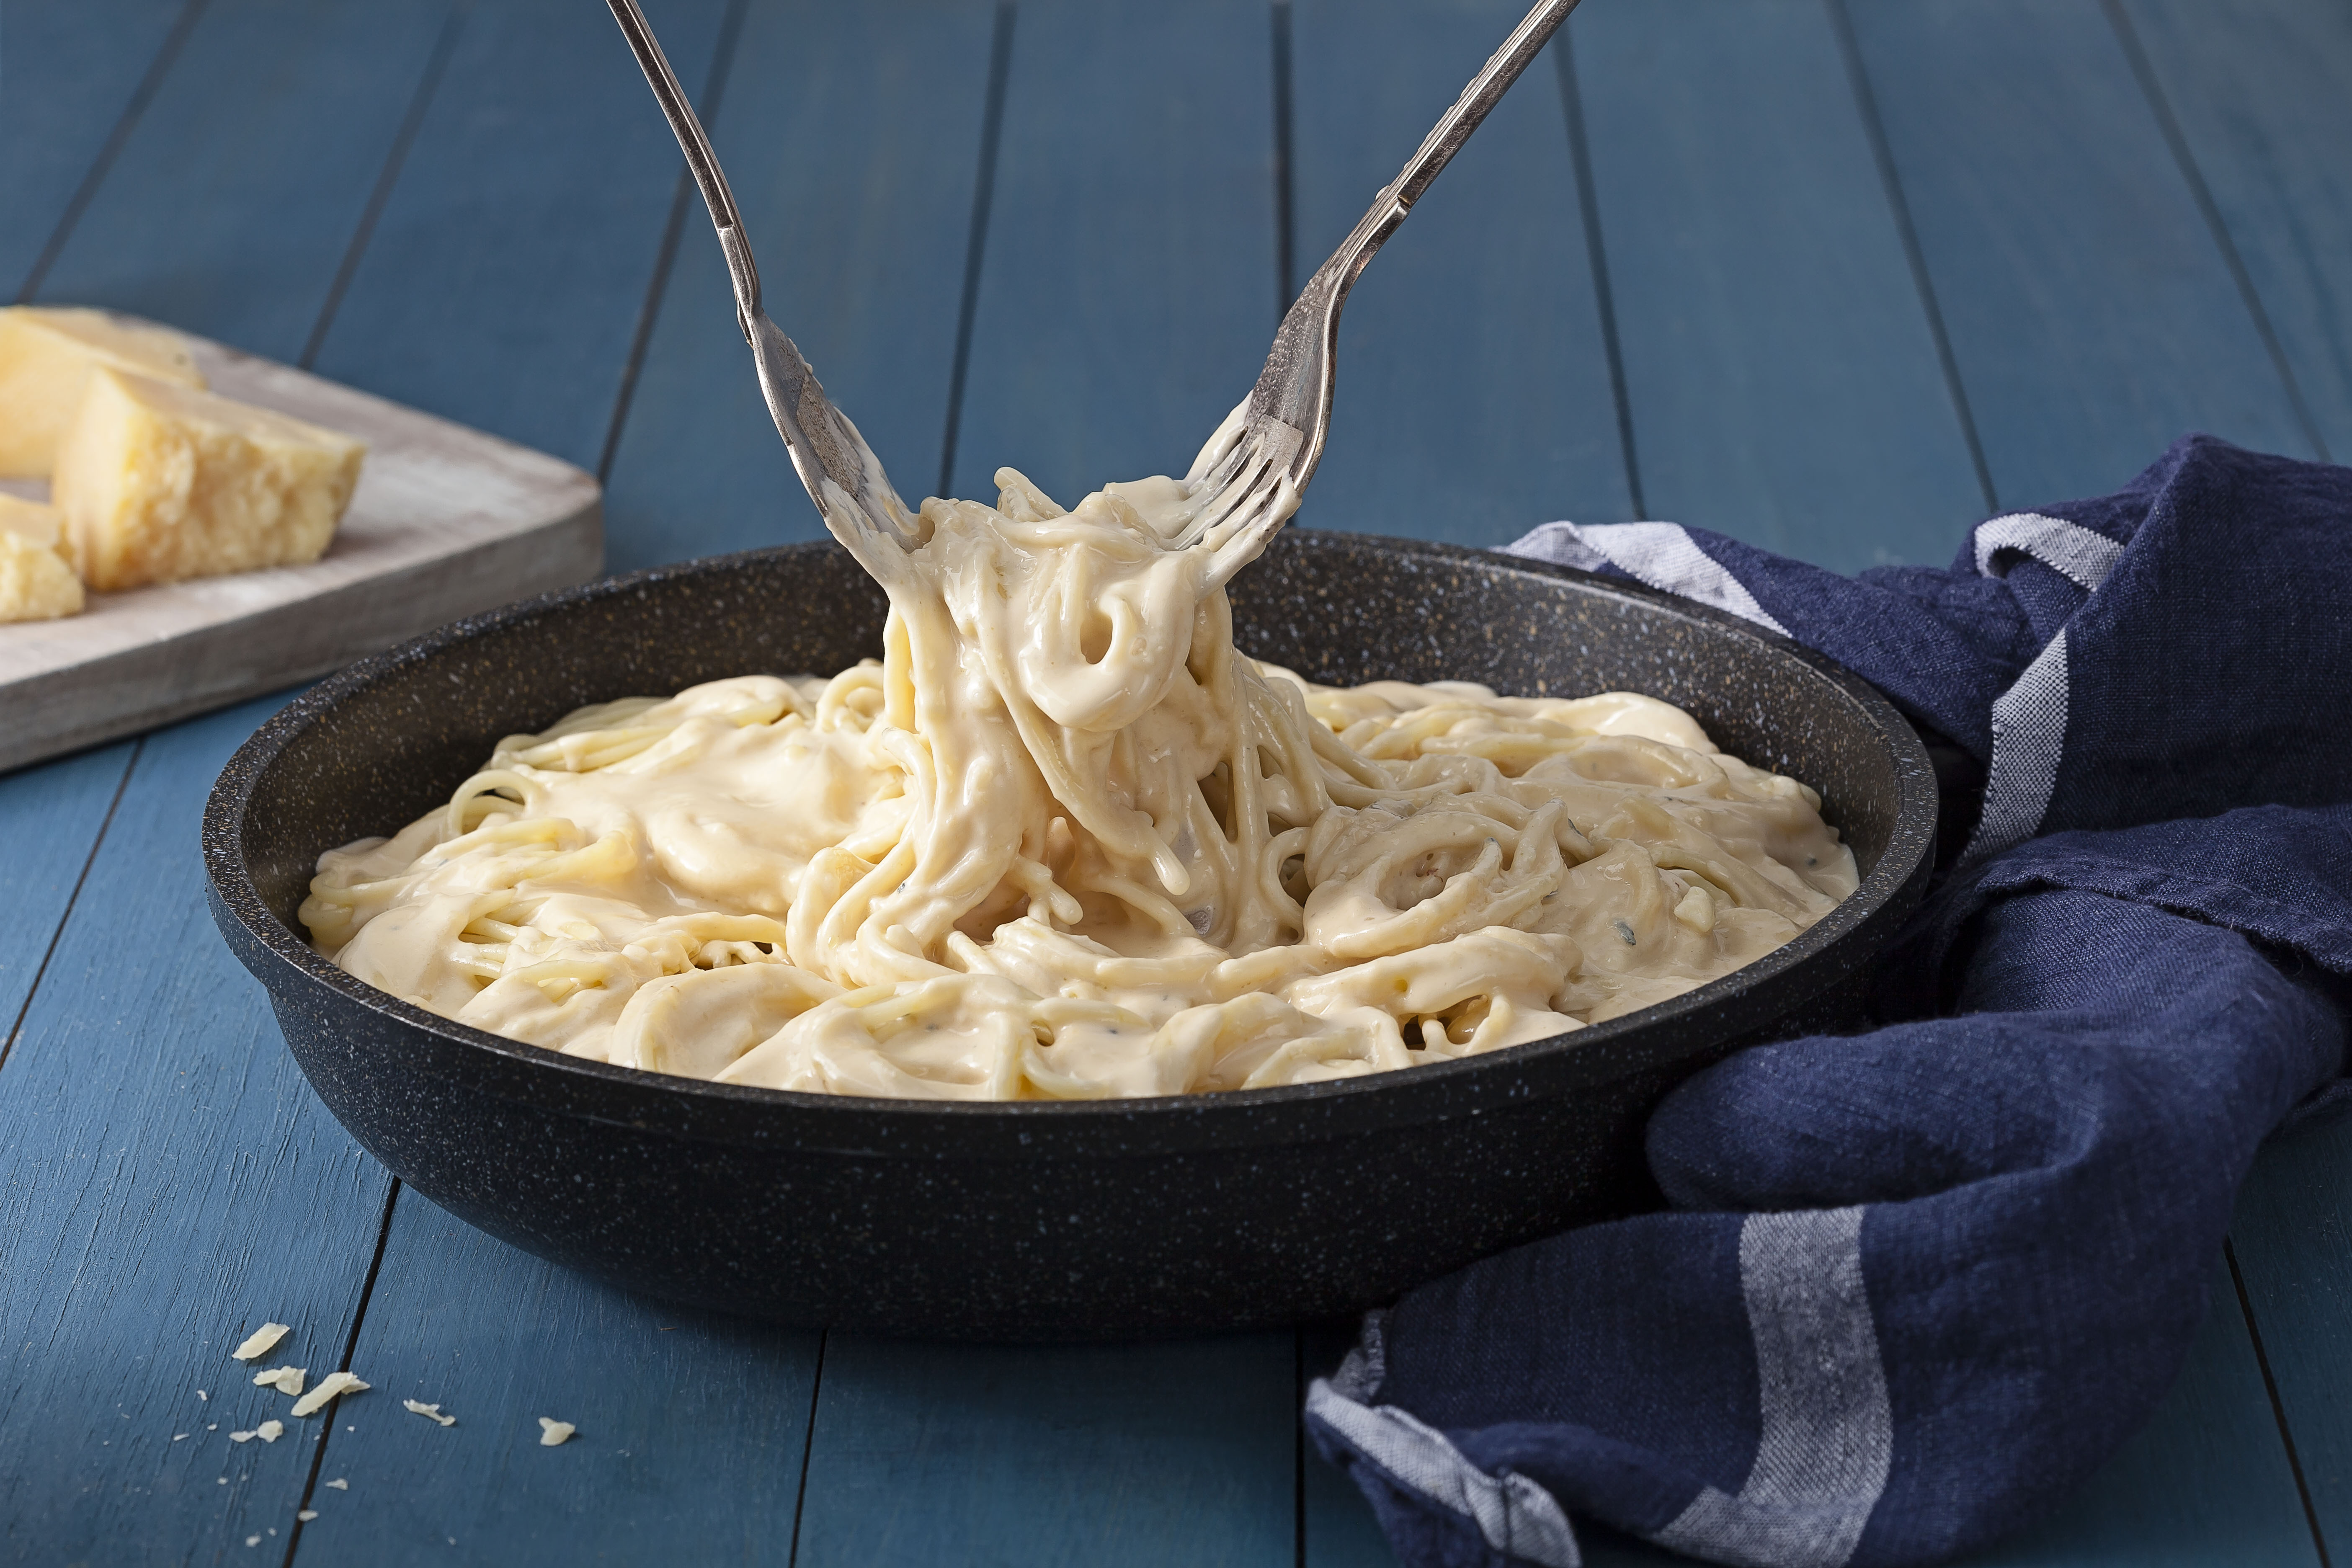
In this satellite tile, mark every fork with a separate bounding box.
[608,0,1583,589]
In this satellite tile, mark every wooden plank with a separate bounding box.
[1567,0,1988,570]
[2223,1126,2352,1558]
[0,694,397,1562]
[0,0,193,297]
[28,0,459,366]
[946,0,1279,506]
[284,1193,822,1563]
[792,1333,1297,1567]
[307,0,733,476]
[600,0,999,572]
[1288,0,1631,547]
[1842,0,2317,507]
[2117,0,2352,460]
[0,323,600,773]
[0,744,132,1030]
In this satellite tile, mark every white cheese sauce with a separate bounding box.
[302,467,1855,1099]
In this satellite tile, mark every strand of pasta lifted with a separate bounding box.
[301,456,1856,1100]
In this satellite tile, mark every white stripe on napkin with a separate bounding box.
[1652,1207,1893,1568]
[1504,521,1790,637]
[1963,513,2122,861]
[1306,1380,1583,1568]
[1972,512,2125,591]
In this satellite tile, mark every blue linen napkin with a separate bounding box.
[1303,435,2352,1568]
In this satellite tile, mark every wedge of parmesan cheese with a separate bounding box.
[52,367,365,592]
[290,1370,369,1418]
[0,510,83,622]
[403,1399,457,1427]
[253,1366,307,1395]
[537,1417,575,1447]
[230,1323,291,1362]
[0,307,205,477]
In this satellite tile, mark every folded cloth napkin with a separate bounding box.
[1305,435,2352,1568]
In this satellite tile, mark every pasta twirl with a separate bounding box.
[302,468,1855,1099]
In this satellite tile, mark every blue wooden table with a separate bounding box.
[5,2,2349,1562]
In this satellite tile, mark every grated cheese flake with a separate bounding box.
[230,1323,291,1362]
[402,1399,457,1427]
[290,1371,369,1418]
[324,1478,348,1490]
[252,1366,306,1395]
[197,1390,209,1401]
[537,1416,576,1447]
[228,1429,257,1443]
[246,1536,260,1548]
[298,1510,318,1522]
[256,1420,284,1443]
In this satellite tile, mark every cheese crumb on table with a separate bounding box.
[0,306,204,477]
[229,1429,257,1443]
[324,1478,348,1490]
[537,1417,575,1447]
[298,1510,318,1522]
[402,1399,457,1427]
[52,367,366,592]
[252,1366,306,1395]
[230,1323,291,1362]
[256,1420,284,1443]
[289,1371,369,1418]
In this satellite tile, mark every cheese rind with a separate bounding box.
[0,307,205,477]
[53,368,366,592]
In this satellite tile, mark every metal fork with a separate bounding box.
[607,0,925,588]
[608,0,1583,588]
[1180,0,1585,585]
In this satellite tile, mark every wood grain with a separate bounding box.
[1842,0,2317,507]
[25,0,457,366]
[2118,0,2352,461]
[0,744,131,1037]
[2223,1129,2352,1559]
[792,1333,1297,1568]
[0,0,192,297]
[1288,0,1631,546]
[947,0,1279,506]
[0,325,602,773]
[1569,0,1989,569]
[306,0,733,474]
[600,0,998,571]
[285,1193,823,1564]
[0,694,397,1563]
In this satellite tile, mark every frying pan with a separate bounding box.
[205,531,1935,1339]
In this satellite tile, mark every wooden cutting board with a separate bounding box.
[0,319,603,773]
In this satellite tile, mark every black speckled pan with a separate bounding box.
[205,532,1934,1340]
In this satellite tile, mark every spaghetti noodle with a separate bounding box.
[301,467,1854,1099]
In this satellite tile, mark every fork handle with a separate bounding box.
[1387,0,1584,216]
[607,0,764,331]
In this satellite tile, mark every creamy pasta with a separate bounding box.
[302,467,1854,1100]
